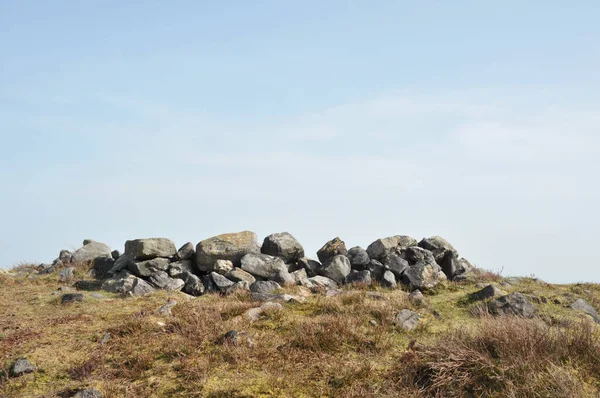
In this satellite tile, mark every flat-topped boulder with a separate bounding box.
[240,253,294,285]
[125,238,177,260]
[71,241,112,263]
[366,235,417,260]
[196,231,260,272]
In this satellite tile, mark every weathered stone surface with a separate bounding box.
[168,260,194,279]
[344,270,372,285]
[394,309,420,330]
[297,257,321,277]
[158,299,177,317]
[175,242,195,261]
[226,268,256,284]
[59,267,74,282]
[108,254,134,276]
[317,255,351,283]
[61,293,84,304]
[400,246,438,266]
[570,299,600,323]
[183,273,205,296]
[202,274,217,293]
[196,231,260,272]
[59,249,72,263]
[291,268,308,284]
[317,237,347,263]
[402,262,439,290]
[147,271,185,291]
[111,250,121,260]
[261,232,305,263]
[101,272,156,296]
[225,281,251,295]
[90,257,114,280]
[10,358,35,377]
[347,246,370,270]
[244,302,283,321]
[250,280,281,294]
[71,241,112,263]
[73,280,103,291]
[470,284,504,301]
[409,290,425,303]
[488,293,535,318]
[367,259,386,281]
[367,236,417,260]
[211,272,235,292]
[125,238,177,260]
[418,236,458,263]
[240,253,294,284]
[214,259,234,275]
[72,388,103,398]
[305,275,338,289]
[382,253,409,278]
[381,270,397,288]
[129,257,170,277]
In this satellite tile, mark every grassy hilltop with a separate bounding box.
[1,266,599,398]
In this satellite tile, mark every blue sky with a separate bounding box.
[1,1,599,282]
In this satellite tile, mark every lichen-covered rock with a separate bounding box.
[196,231,261,272]
[367,235,417,260]
[344,270,372,285]
[10,358,35,377]
[71,241,112,263]
[59,249,72,263]
[240,253,294,285]
[125,238,177,260]
[72,388,103,398]
[214,259,234,275]
[305,275,338,290]
[129,258,170,277]
[317,255,351,283]
[382,253,409,278]
[402,262,439,290]
[347,246,370,270]
[317,237,347,263]
[168,260,194,279]
[147,271,185,291]
[101,272,155,296]
[175,242,195,261]
[210,272,235,292]
[488,293,535,318]
[183,273,205,296]
[418,236,458,264]
[394,309,420,330]
[261,232,305,263]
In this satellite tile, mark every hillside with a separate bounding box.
[1,233,599,397]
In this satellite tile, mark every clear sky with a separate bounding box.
[1,1,599,282]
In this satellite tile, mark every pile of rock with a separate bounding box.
[47,231,477,297]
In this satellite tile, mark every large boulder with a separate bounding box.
[124,238,177,261]
[101,272,155,296]
[250,280,281,294]
[317,237,347,263]
[196,231,260,272]
[400,246,438,266]
[317,255,351,283]
[394,309,420,330]
[344,270,372,285]
[570,299,600,323]
[402,262,439,290]
[297,257,321,277]
[10,358,35,377]
[381,270,397,288]
[168,260,194,279]
[147,271,185,291]
[488,293,535,318]
[261,232,304,263]
[183,273,205,296]
[71,241,112,263]
[210,272,235,292]
[305,275,338,289]
[470,284,504,301]
[382,253,409,279]
[129,258,171,278]
[226,268,256,284]
[418,236,458,264]
[240,253,294,284]
[366,235,417,260]
[175,242,195,261]
[347,247,370,270]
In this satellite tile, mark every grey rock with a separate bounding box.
[344,270,372,285]
[59,267,75,282]
[168,260,194,279]
[251,293,305,303]
[129,257,171,278]
[214,259,234,275]
[72,388,103,398]
[202,274,218,293]
[196,231,260,272]
[211,272,235,292]
[111,250,121,260]
[183,273,205,296]
[225,281,251,295]
[93,257,115,280]
[418,236,458,264]
[470,284,504,301]
[456,257,475,275]
[250,280,281,294]
[261,232,305,263]
[244,302,283,321]
[74,280,103,291]
[409,290,425,302]
[400,246,438,267]
[441,251,460,280]
[394,309,420,330]
[325,289,342,297]
[101,272,156,296]
[305,275,338,289]
[317,255,351,283]
[347,246,370,270]
[125,238,177,260]
[82,239,94,246]
[291,268,308,284]
[175,242,195,261]
[297,257,321,277]
[488,293,535,318]
[240,253,294,284]
[402,262,439,290]
[570,299,600,323]
[71,241,112,263]
[99,333,111,345]
[317,237,347,263]
[10,358,35,377]
[107,254,133,276]
[367,235,418,260]
[158,299,177,317]
[59,249,72,263]
[367,259,386,281]
[226,268,256,284]
[61,293,84,304]
[381,270,397,288]
[382,253,409,278]
[148,271,185,291]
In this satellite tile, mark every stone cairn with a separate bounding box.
[40,232,477,297]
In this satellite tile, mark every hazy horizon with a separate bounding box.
[2,1,599,283]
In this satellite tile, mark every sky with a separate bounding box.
[1,1,599,283]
